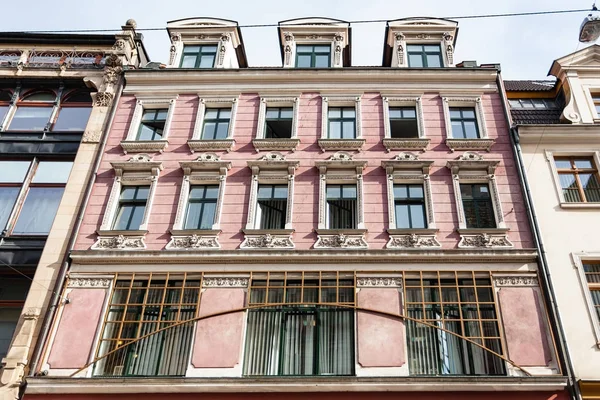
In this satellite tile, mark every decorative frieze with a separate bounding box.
[93,92,114,107]
[458,233,514,249]
[91,235,146,250]
[357,277,403,288]
[493,276,539,287]
[166,234,220,250]
[67,277,112,288]
[317,138,365,152]
[188,139,235,153]
[314,233,368,249]
[120,140,168,154]
[203,277,249,288]
[240,234,294,249]
[386,233,441,249]
[252,138,300,152]
[446,138,495,153]
[382,138,430,152]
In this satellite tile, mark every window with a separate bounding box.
[136,109,167,141]
[255,185,287,229]
[52,91,92,131]
[295,45,331,68]
[201,108,231,140]
[328,107,356,139]
[0,90,11,126]
[404,271,505,376]
[327,184,357,229]
[508,98,557,110]
[554,157,600,203]
[183,185,218,230]
[583,262,600,322]
[7,91,55,131]
[407,44,443,68]
[0,277,30,360]
[593,95,600,115]
[389,107,418,138]
[450,108,480,139]
[4,160,73,235]
[180,45,218,68]
[265,107,293,139]
[243,273,355,376]
[394,184,426,229]
[94,274,200,377]
[460,184,496,229]
[113,186,149,231]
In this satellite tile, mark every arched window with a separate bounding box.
[0,89,12,126]
[7,89,56,131]
[52,90,92,132]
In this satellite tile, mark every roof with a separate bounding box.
[510,109,562,125]
[504,80,556,92]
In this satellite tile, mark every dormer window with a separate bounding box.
[180,44,218,68]
[296,45,331,68]
[407,44,443,68]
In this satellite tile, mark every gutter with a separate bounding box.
[26,76,124,379]
[497,71,581,400]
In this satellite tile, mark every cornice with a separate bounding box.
[518,124,600,144]
[69,248,538,265]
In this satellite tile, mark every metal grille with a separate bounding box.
[93,273,203,377]
[403,271,506,376]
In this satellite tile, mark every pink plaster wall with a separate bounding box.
[357,288,405,367]
[192,288,245,368]
[75,92,533,250]
[498,287,552,367]
[47,288,106,369]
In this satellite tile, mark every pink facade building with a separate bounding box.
[24,17,569,400]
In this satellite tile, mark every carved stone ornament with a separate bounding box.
[203,277,249,288]
[446,138,495,153]
[94,92,114,107]
[82,130,102,143]
[67,277,111,288]
[394,152,420,161]
[314,233,368,249]
[188,139,234,153]
[458,233,514,249]
[196,152,221,162]
[357,277,402,288]
[240,234,294,249]
[253,138,300,152]
[112,40,126,51]
[166,234,220,250]
[318,139,365,152]
[104,54,123,68]
[383,138,430,152]
[170,32,181,42]
[129,153,152,162]
[22,307,42,319]
[92,235,146,250]
[494,276,539,287]
[120,140,168,154]
[458,151,484,161]
[386,234,441,249]
[328,151,354,161]
[284,31,294,42]
[260,151,286,161]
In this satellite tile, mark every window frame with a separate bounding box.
[547,151,600,208]
[112,186,149,231]
[121,97,177,154]
[183,185,220,230]
[393,184,427,229]
[441,96,494,152]
[459,183,497,229]
[51,90,93,133]
[449,107,481,139]
[553,155,600,204]
[253,96,300,151]
[319,96,364,152]
[179,44,218,69]
[200,108,232,140]
[326,183,358,230]
[572,254,600,347]
[294,44,332,68]
[189,96,238,152]
[381,96,429,151]
[4,89,57,132]
[406,44,444,68]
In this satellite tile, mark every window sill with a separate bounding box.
[560,202,600,209]
[318,138,365,152]
[92,230,148,250]
[188,139,234,153]
[446,138,495,152]
[387,228,441,249]
[241,229,295,249]
[383,137,430,152]
[253,138,300,152]
[314,229,368,249]
[120,140,168,154]
[456,228,513,249]
[166,230,221,250]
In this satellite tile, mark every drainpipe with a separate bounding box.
[26,76,124,379]
[496,71,581,400]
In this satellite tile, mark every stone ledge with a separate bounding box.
[252,138,300,152]
[318,138,365,152]
[383,138,430,152]
[446,138,495,152]
[120,140,168,154]
[188,139,234,153]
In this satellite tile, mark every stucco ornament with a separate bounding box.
[314,233,368,249]
[93,91,114,107]
[196,152,221,162]
[443,32,454,65]
[259,151,286,161]
[494,276,539,287]
[203,277,249,288]
[67,277,111,288]
[112,40,126,51]
[458,233,513,249]
[283,32,294,67]
[241,234,294,249]
[329,151,354,161]
[357,277,402,288]
[387,233,441,249]
[128,153,153,162]
[92,235,145,250]
[166,234,220,250]
[395,32,406,66]
[394,151,420,161]
[458,151,485,161]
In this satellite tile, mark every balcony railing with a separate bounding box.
[0,49,105,69]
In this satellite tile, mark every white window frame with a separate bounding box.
[120,96,177,154]
[253,96,300,152]
[99,154,163,233]
[392,32,455,68]
[546,150,600,209]
[168,32,233,69]
[571,253,600,347]
[188,96,238,152]
[381,95,429,152]
[318,95,364,152]
[441,96,495,153]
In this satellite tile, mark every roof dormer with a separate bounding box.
[383,17,458,68]
[278,17,351,68]
[166,17,248,69]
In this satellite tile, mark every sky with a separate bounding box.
[2,0,593,80]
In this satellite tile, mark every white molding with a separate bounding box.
[92,234,146,250]
[66,277,112,288]
[166,234,221,250]
[441,96,493,152]
[254,96,299,140]
[202,277,249,288]
[571,253,600,347]
[382,96,425,139]
[493,275,539,287]
[545,150,600,206]
[386,232,441,249]
[314,233,368,249]
[122,97,177,151]
[240,233,295,249]
[458,232,513,249]
[320,95,362,140]
[356,277,403,288]
[191,95,239,141]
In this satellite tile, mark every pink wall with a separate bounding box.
[498,287,552,367]
[75,92,532,250]
[192,288,245,368]
[47,288,106,369]
[357,288,405,367]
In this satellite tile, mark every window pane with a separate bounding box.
[342,121,355,139]
[554,160,572,169]
[389,108,403,119]
[120,187,138,200]
[202,122,216,139]
[215,122,229,139]
[426,55,441,67]
[0,106,9,124]
[532,99,546,109]
[53,107,92,131]
[342,108,356,118]
[204,109,219,119]
[393,185,408,198]
[136,187,149,200]
[408,54,423,67]
[8,107,53,131]
[559,174,582,202]
[204,186,219,199]
[181,55,197,68]
[198,55,215,68]
[463,121,479,139]
[326,185,341,199]
[273,186,288,199]
[329,121,341,139]
[462,109,476,119]
[395,204,410,228]
[219,109,231,119]
[257,186,273,199]
[12,187,64,234]
[342,185,357,198]
[0,161,30,183]
[279,108,294,119]
[451,121,465,138]
[328,108,341,118]
[266,109,280,119]
[33,161,73,183]
[296,54,311,67]
[199,202,216,229]
[581,173,600,202]
[409,185,424,198]
[407,45,423,52]
[410,204,426,228]
[402,108,416,118]
[0,187,20,230]
[114,204,145,230]
[575,160,593,169]
[137,124,161,141]
[315,55,329,67]
[424,45,440,52]
[450,110,462,118]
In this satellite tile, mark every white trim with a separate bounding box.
[255,96,299,140]
[124,97,178,142]
[191,96,238,141]
[382,96,425,139]
[441,95,488,139]
[545,150,600,206]
[320,95,362,140]
[571,253,600,347]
